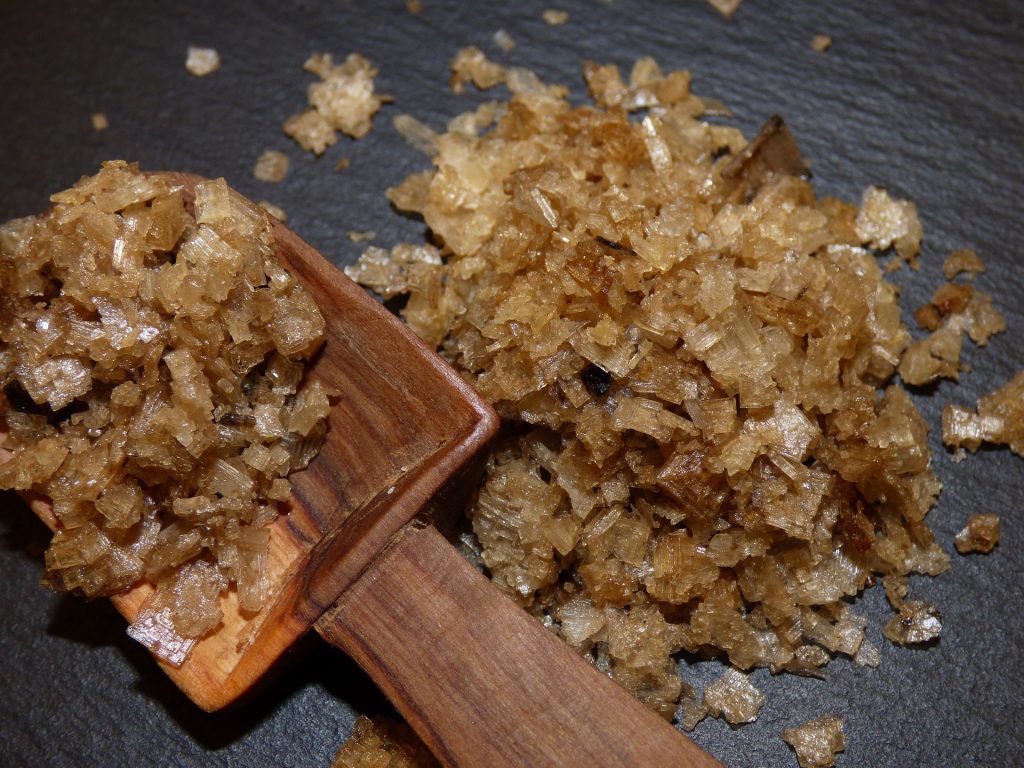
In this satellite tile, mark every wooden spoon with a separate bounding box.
[7,175,722,768]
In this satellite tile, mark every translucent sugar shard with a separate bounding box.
[185,46,221,77]
[0,163,329,662]
[126,605,197,668]
[800,606,867,656]
[855,185,923,263]
[703,668,765,725]
[962,289,1005,345]
[193,177,233,224]
[954,513,1000,554]
[883,600,942,645]
[227,524,271,613]
[394,114,438,156]
[269,289,327,357]
[289,380,331,436]
[644,531,719,603]
[553,595,606,647]
[782,715,846,768]
[17,356,92,411]
[253,150,290,183]
[95,483,144,528]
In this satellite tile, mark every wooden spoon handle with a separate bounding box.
[315,524,722,768]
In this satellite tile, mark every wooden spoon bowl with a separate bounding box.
[6,174,722,768]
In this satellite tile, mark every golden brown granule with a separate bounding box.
[811,34,833,52]
[882,601,942,645]
[707,0,742,18]
[542,9,569,26]
[333,716,438,768]
[0,162,327,664]
[253,150,290,183]
[782,715,846,768]
[350,57,954,722]
[703,668,765,725]
[185,46,220,77]
[855,185,923,265]
[954,513,1000,554]
[943,248,985,279]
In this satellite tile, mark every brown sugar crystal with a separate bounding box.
[333,716,439,768]
[954,513,1000,554]
[782,715,846,768]
[253,150,290,183]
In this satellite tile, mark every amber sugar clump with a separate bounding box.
[284,53,385,155]
[332,716,439,768]
[782,714,845,768]
[0,162,327,663]
[350,55,954,720]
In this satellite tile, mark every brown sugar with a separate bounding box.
[333,716,439,768]
[542,9,569,26]
[943,248,985,279]
[703,668,765,725]
[185,46,221,77]
[810,35,833,53]
[707,0,742,18]
[882,601,942,645]
[782,715,846,768]
[284,53,384,154]
[943,372,1024,455]
[253,150,290,183]
[954,513,1000,554]
[0,162,327,663]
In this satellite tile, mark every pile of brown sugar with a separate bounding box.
[0,162,328,663]
[348,55,1007,732]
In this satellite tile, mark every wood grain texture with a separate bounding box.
[317,524,723,768]
[4,175,499,711]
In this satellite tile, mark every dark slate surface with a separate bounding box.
[1,1,1022,766]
